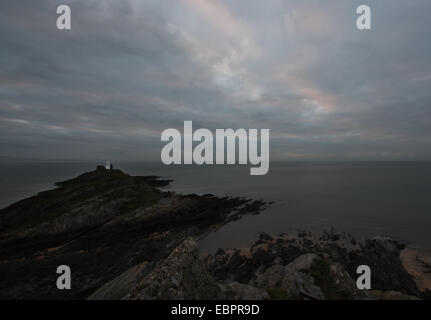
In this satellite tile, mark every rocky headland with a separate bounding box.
[0,167,430,300]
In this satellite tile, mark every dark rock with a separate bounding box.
[129,239,222,300]
[252,263,324,300]
[204,230,427,300]
[88,262,153,300]
[0,169,265,299]
[221,282,270,300]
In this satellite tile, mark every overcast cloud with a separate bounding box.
[1,0,431,161]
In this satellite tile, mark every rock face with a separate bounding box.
[204,231,428,300]
[252,263,325,300]
[220,282,270,300]
[88,262,153,300]
[129,238,222,300]
[87,234,427,300]
[0,169,265,299]
[400,248,431,298]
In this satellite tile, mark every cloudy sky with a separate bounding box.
[1,0,431,161]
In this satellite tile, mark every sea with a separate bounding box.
[1,161,431,252]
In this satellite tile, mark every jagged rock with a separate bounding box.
[88,262,152,300]
[252,264,285,289]
[205,231,428,300]
[328,262,368,300]
[400,248,431,294]
[129,239,223,300]
[0,169,264,299]
[221,282,270,300]
[252,264,324,300]
[346,237,419,296]
[285,253,365,299]
[372,236,405,252]
[287,253,320,272]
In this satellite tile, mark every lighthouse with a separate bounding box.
[105,161,112,170]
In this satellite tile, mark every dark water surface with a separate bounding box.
[1,161,431,252]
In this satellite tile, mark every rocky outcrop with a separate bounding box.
[129,238,222,300]
[87,234,427,301]
[220,282,270,300]
[400,248,431,297]
[204,231,429,300]
[252,262,324,300]
[87,238,270,300]
[0,168,265,299]
[92,234,427,300]
[88,262,153,300]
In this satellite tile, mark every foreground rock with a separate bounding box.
[400,248,431,295]
[88,262,153,300]
[0,168,264,299]
[204,231,430,300]
[91,234,430,300]
[129,238,222,299]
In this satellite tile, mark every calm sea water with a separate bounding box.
[1,161,431,252]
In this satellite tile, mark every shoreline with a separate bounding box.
[0,167,266,299]
[2,161,431,253]
[0,167,430,299]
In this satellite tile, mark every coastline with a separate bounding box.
[0,167,430,300]
[0,167,265,299]
[2,161,431,252]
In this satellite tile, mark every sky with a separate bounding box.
[1,0,431,161]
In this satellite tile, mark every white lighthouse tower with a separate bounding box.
[105,160,111,170]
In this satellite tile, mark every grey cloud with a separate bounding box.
[1,0,431,161]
